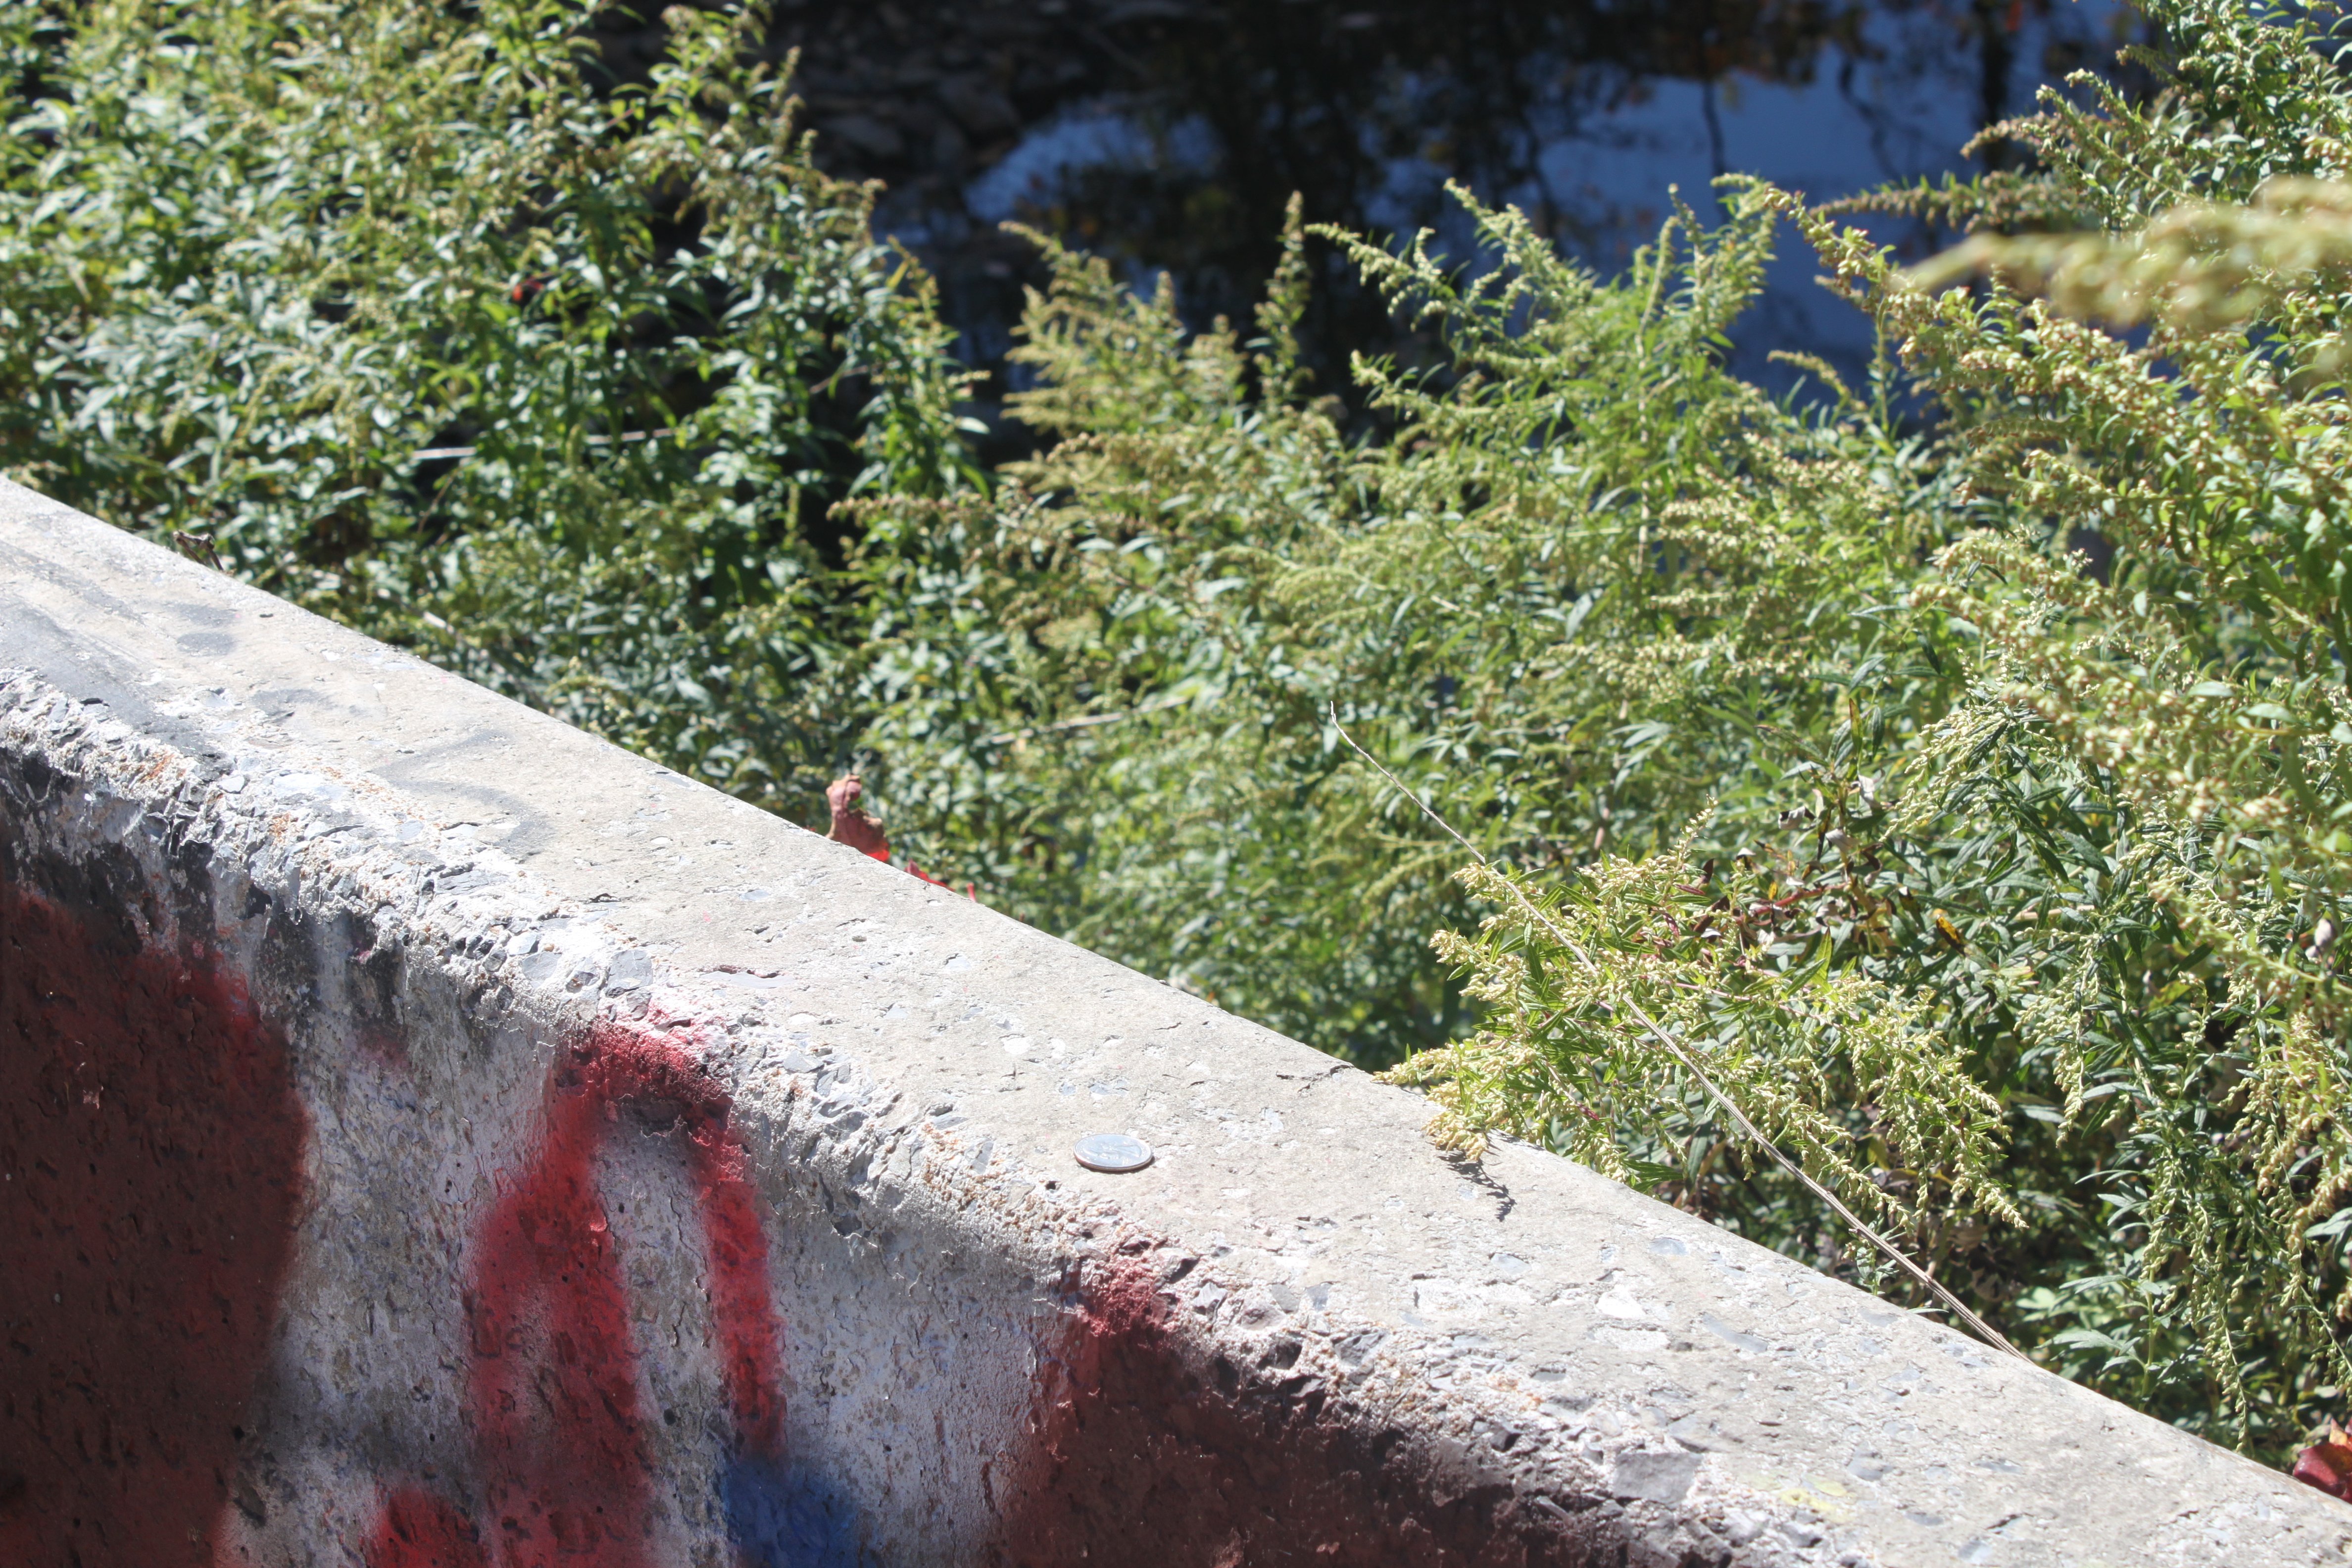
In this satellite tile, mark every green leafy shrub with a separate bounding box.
[862,189,1953,1057]
[856,0,2352,1461]
[0,0,977,816]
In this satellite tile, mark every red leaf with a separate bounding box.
[825,774,890,861]
[2293,1422,2352,1500]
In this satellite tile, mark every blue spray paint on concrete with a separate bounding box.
[723,1457,871,1568]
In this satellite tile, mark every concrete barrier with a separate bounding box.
[1,474,2345,1567]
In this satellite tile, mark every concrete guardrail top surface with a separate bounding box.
[2,476,2347,1568]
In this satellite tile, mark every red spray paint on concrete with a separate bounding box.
[989,1258,1589,1568]
[0,880,308,1568]
[462,1065,659,1567]
[364,1488,491,1568]
[371,1020,786,1566]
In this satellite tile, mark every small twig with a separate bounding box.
[417,608,469,648]
[1330,704,2028,1362]
[979,692,1190,747]
[409,429,677,465]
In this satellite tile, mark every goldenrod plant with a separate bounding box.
[855,0,2352,1460]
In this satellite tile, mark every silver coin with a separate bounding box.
[1073,1132,1154,1174]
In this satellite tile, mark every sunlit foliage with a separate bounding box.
[857,0,2352,1460]
[0,0,977,817]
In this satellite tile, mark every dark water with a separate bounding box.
[735,0,2131,434]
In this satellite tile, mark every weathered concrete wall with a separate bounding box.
[1,475,2345,1568]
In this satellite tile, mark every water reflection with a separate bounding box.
[756,0,2129,426]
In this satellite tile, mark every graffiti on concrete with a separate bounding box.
[0,882,308,1568]
[1,872,812,1567]
[0,842,1529,1568]
[366,1023,789,1568]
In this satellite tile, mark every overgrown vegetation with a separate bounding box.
[856,0,2352,1461]
[0,0,975,817]
[14,0,2352,1466]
